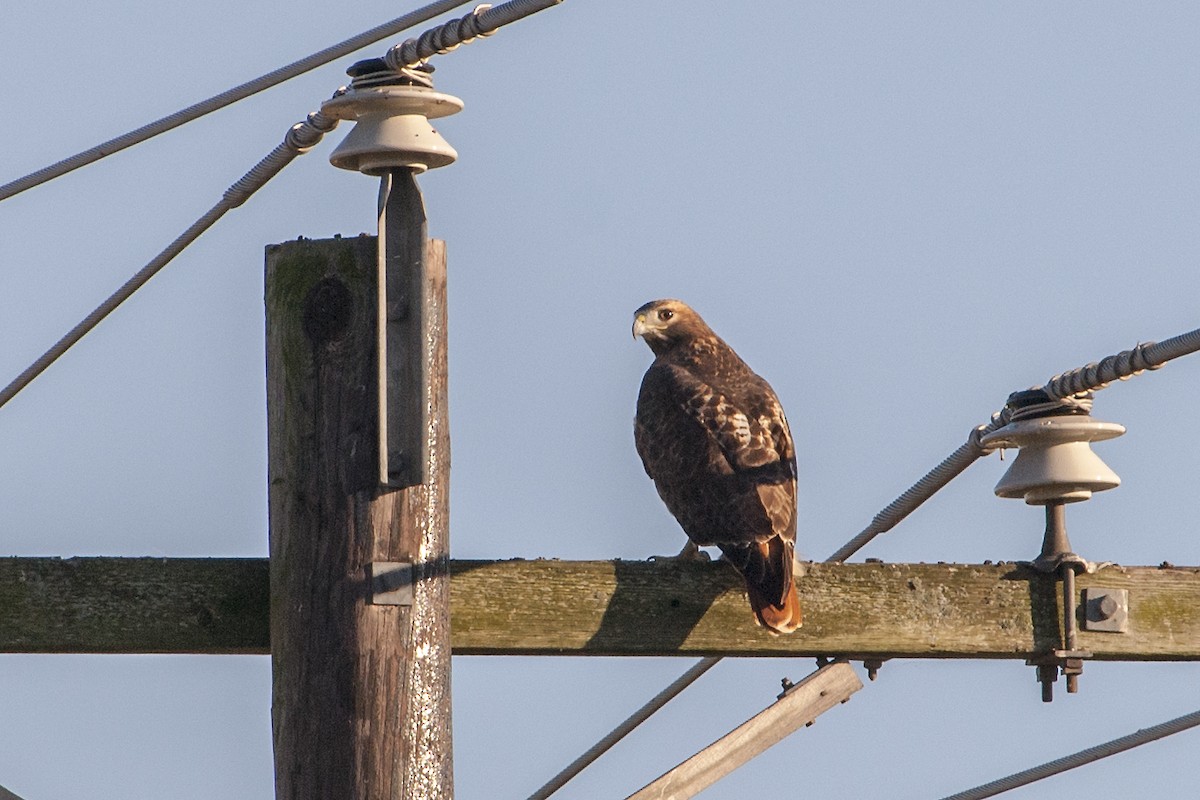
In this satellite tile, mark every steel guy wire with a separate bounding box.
[0,0,475,202]
[528,514,903,798]
[526,658,722,800]
[0,0,565,411]
[939,708,1200,800]
[0,110,339,411]
[528,325,1200,800]
[832,327,1200,563]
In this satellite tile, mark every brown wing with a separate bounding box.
[636,360,801,632]
[635,363,727,545]
[635,363,797,547]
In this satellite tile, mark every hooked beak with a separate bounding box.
[632,313,650,340]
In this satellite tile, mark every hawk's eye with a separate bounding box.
[658,309,674,321]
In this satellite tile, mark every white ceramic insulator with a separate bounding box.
[980,416,1125,505]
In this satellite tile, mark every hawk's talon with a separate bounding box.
[649,541,711,563]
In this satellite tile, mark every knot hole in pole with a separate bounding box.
[302,276,353,347]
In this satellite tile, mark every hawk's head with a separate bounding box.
[632,299,711,356]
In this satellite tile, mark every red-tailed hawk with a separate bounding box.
[633,299,802,634]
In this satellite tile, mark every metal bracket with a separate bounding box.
[1083,587,1129,633]
[368,561,414,606]
[377,169,431,488]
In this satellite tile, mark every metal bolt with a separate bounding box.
[1063,658,1084,694]
[1083,587,1129,633]
[1037,664,1057,703]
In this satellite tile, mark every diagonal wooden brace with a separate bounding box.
[625,661,863,800]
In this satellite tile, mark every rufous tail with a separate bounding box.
[723,538,803,634]
[750,577,802,634]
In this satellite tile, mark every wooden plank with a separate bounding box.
[449,560,1200,659]
[626,662,862,800]
[0,556,268,654]
[265,234,453,799]
[1,559,1198,659]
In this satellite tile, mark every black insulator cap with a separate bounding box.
[1006,388,1090,417]
[1006,388,1053,411]
[346,58,388,77]
[346,58,435,78]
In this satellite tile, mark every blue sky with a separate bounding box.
[2,2,1199,798]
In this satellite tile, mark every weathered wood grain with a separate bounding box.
[448,559,1200,659]
[0,556,268,653]
[626,661,862,800]
[265,232,452,799]
[2,558,1197,659]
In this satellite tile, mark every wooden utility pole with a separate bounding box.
[264,225,451,798]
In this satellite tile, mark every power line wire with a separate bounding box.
[527,658,721,800]
[0,110,339,411]
[831,330,1200,563]
[0,0,475,202]
[939,708,1200,800]
[527,326,1200,799]
[386,0,564,68]
[527,526,883,799]
[0,0,564,411]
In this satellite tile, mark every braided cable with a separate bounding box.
[0,0,473,202]
[0,109,338,410]
[531,323,1200,797]
[940,707,1200,800]
[385,0,562,69]
[1043,341,1160,399]
[1044,326,1200,399]
[826,419,1002,563]
[385,6,494,68]
[0,0,566,409]
[829,324,1200,562]
[531,324,1200,796]
[1144,325,1200,366]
